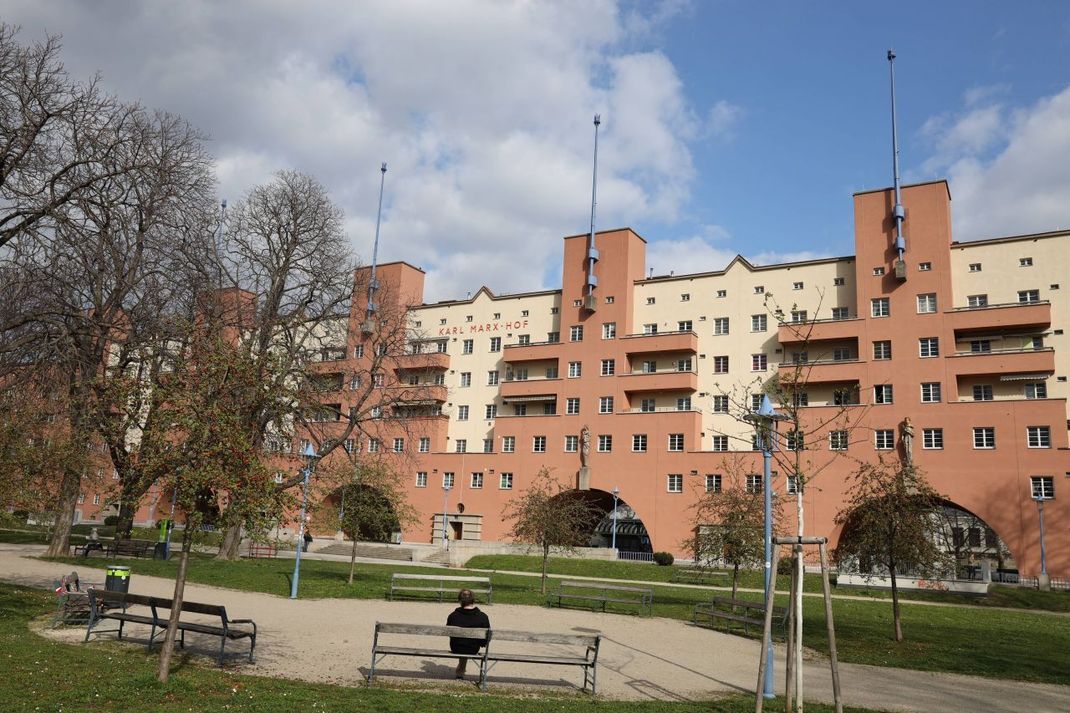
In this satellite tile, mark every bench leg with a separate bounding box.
[117,619,124,641]
[248,632,256,662]
[218,636,226,666]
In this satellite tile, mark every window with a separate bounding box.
[919,337,939,357]
[1025,382,1047,399]
[829,430,849,450]
[786,430,804,451]
[919,262,932,271]
[457,405,469,421]
[967,294,988,307]
[873,266,885,276]
[791,391,809,407]
[466,315,473,323]
[1020,257,1033,267]
[488,337,501,352]
[459,372,471,387]
[569,325,583,341]
[676,396,691,411]
[393,437,405,453]
[711,435,728,451]
[716,289,727,298]
[349,375,361,390]
[436,341,448,354]
[792,351,808,365]
[443,472,455,488]
[632,434,647,452]
[487,371,499,386]
[643,323,658,334]
[790,310,807,323]
[875,430,894,450]
[546,366,558,379]
[680,293,691,302]
[973,427,995,449]
[455,439,467,453]
[566,397,580,415]
[605,296,615,304]
[751,354,767,371]
[1027,426,1051,448]
[968,262,982,272]
[922,428,943,449]
[640,398,656,413]
[353,344,365,359]
[415,472,428,488]
[754,285,765,294]
[512,404,527,416]
[502,436,515,453]
[713,356,729,373]
[1032,336,1044,350]
[568,361,582,378]
[470,472,483,489]
[462,339,473,354]
[678,320,693,332]
[597,434,612,452]
[970,339,991,353]
[746,474,763,493]
[874,384,893,404]
[517,334,530,345]
[434,373,445,385]
[792,281,804,290]
[499,472,514,490]
[667,474,683,493]
[372,373,384,388]
[751,394,763,411]
[973,384,993,401]
[834,277,846,286]
[641,360,657,373]
[833,347,852,361]
[483,438,493,453]
[705,474,722,493]
[917,293,937,314]
[602,322,616,339]
[547,331,559,342]
[676,358,692,372]
[871,298,890,317]
[873,341,892,360]
[572,299,581,307]
[419,437,430,453]
[599,396,614,414]
[532,435,546,452]
[668,433,684,452]
[831,307,849,320]
[1018,289,1040,303]
[1031,476,1054,500]
[77,493,85,504]
[601,359,615,376]
[920,383,941,403]
[368,438,380,453]
[751,314,767,332]
[712,395,729,413]
[564,435,578,452]
[485,404,497,419]
[344,439,355,454]
[713,317,730,335]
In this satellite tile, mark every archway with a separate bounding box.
[316,484,400,543]
[561,488,653,555]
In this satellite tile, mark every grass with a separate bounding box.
[41,552,1070,684]
[0,583,877,712]
[0,524,226,548]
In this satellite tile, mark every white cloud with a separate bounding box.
[3,0,726,301]
[705,100,744,140]
[645,225,735,277]
[919,85,1070,240]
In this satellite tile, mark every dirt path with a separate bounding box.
[3,544,1068,712]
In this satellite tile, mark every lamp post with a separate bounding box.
[1033,486,1053,591]
[744,394,788,700]
[442,483,452,550]
[610,486,620,552]
[290,442,319,600]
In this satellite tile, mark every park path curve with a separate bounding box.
[2,544,1067,712]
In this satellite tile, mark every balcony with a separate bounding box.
[500,377,560,400]
[948,347,1054,378]
[393,351,450,371]
[778,317,862,345]
[777,357,865,384]
[619,369,698,393]
[385,383,447,403]
[948,301,1050,335]
[502,339,560,363]
[621,330,698,355]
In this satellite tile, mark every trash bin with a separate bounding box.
[153,542,168,560]
[105,565,131,593]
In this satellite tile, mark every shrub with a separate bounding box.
[103,515,119,527]
[653,551,674,566]
[777,557,794,575]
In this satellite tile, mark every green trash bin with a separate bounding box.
[105,565,131,593]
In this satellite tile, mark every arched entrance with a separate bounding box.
[316,484,401,543]
[582,489,653,555]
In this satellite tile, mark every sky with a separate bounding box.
[4,1,1069,301]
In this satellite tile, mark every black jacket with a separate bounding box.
[446,606,490,654]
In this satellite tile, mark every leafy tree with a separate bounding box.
[503,468,599,594]
[834,459,952,641]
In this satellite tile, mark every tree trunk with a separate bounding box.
[156,526,194,683]
[541,543,549,595]
[890,563,903,642]
[731,563,739,599]
[45,469,80,557]
[116,500,137,540]
[348,537,358,585]
[216,522,243,560]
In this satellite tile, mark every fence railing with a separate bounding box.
[617,551,654,563]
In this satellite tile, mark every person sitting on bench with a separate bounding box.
[446,588,490,679]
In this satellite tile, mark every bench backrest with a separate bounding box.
[88,588,155,609]
[391,573,490,584]
[559,581,652,594]
[178,600,228,620]
[492,629,599,648]
[375,622,489,640]
[114,539,152,551]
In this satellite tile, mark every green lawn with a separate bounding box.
[42,553,1070,684]
[0,583,875,712]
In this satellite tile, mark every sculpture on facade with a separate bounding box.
[580,425,591,467]
[900,416,914,466]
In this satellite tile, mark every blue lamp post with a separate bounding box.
[610,486,620,552]
[744,394,788,700]
[1033,480,1053,591]
[290,442,319,600]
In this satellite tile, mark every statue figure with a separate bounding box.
[580,425,591,467]
[900,416,914,466]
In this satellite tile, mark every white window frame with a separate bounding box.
[667,474,683,493]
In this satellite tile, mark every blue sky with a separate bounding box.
[4,1,1068,300]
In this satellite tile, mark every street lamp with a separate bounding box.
[290,442,319,600]
[1032,480,1053,591]
[744,393,788,700]
[442,483,452,550]
[610,486,620,552]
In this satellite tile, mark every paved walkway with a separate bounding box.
[2,544,1068,712]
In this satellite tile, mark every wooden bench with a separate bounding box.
[671,568,729,586]
[485,629,601,693]
[692,595,787,635]
[71,541,107,557]
[105,539,155,558]
[85,589,257,664]
[368,622,490,686]
[388,573,493,603]
[246,542,278,558]
[547,580,653,615]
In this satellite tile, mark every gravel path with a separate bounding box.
[3,544,1068,712]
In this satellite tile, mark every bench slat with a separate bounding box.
[375,623,489,638]
[391,574,490,583]
[492,630,598,646]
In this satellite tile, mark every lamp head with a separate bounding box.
[302,442,317,459]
